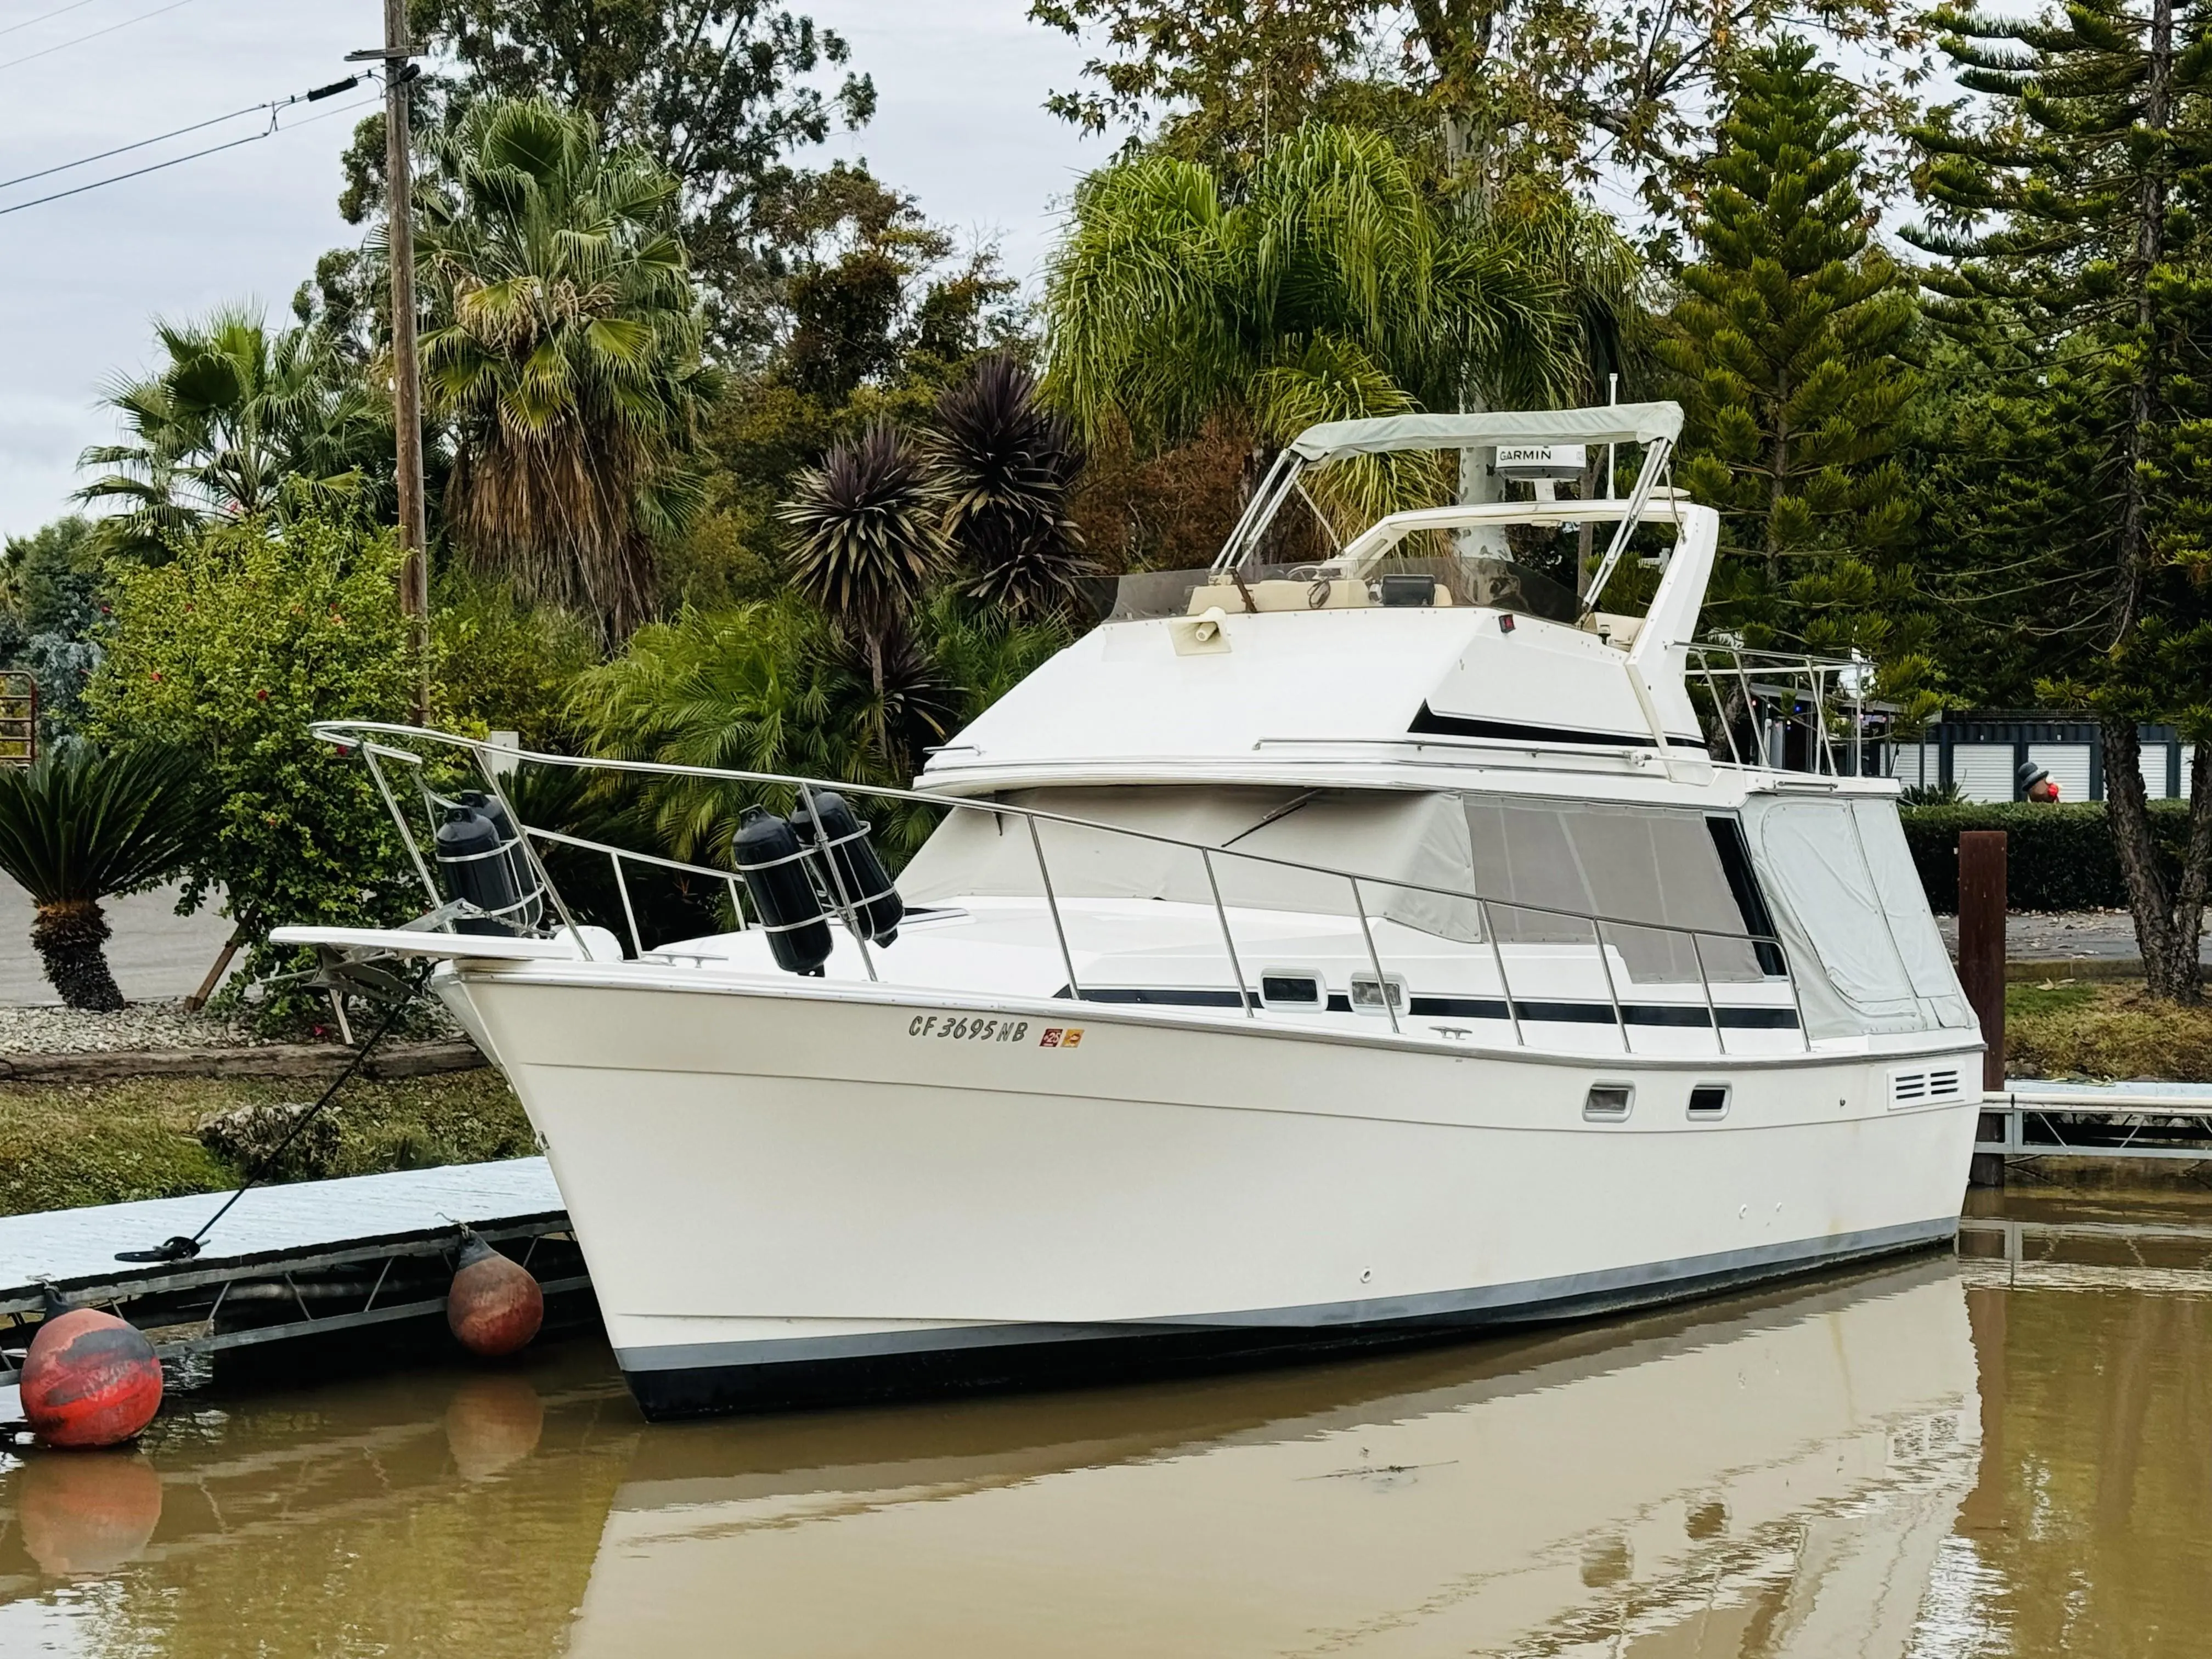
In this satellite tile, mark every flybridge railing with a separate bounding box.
[1685,643,1874,778]
[313,721,1808,1056]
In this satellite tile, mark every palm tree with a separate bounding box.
[932,356,1095,619]
[1043,122,1635,532]
[416,97,714,644]
[77,307,387,561]
[778,423,950,695]
[0,746,214,1011]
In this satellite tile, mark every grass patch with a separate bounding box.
[2005,979,2103,1020]
[2005,979,2212,1082]
[0,1069,534,1218]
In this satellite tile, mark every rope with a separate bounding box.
[115,966,431,1263]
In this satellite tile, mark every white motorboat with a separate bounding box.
[276,402,1982,1420]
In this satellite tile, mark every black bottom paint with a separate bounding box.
[620,1229,1950,1421]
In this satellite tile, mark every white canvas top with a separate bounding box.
[1286,403,1683,462]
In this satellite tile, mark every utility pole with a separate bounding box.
[351,3,429,725]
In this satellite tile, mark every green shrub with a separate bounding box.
[1898,800,2192,911]
[83,516,424,1011]
[433,570,599,748]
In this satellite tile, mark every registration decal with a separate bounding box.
[906,1013,1030,1043]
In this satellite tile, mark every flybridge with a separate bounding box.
[930,400,1879,789]
[1216,402,1685,618]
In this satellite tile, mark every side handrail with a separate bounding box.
[317,721,1808,1052]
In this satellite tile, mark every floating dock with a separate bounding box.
[0,1159,590,1386]
[1978,1080,2212,1170]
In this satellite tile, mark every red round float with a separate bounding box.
[446,1233,544,1358]
[20,1308,163,1449]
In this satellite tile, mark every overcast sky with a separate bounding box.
[0,0,1102,544]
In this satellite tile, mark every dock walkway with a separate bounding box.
[0,1159,581,1384]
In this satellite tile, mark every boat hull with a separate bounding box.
[447,967,1980,1420]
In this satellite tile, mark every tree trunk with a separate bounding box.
[2103,715,2200,1001]
[2103,0,2190,998]
[31,899,125,1013]
[2115,0,2175,640]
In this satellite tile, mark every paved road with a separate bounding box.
[0,877,236,1006]
[1934,910,2209,963]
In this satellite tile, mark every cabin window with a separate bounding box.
[1584,1084,1633,1121]
[1462,799,1769,984]
[1260,973,1323,1007]
[1349,973,1406,1013]
[1705,817,1786,975]
[1687,1084,1730,1120]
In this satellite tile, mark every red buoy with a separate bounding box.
[446,1233,543,1358]
[20,1308,163,1449]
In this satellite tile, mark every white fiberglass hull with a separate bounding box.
[445,962,1979,1420]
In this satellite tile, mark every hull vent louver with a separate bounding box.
[1891,1068,1965,1108]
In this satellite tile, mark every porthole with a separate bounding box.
[1260,973,1322,1007]
[1584,1083,1633,1122]
[1688,1084,1730,1121]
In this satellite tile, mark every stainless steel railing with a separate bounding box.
[315,721,1809,1056]
[1685,643,1874,777]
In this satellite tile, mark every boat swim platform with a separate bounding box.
[0,1158,590,1385]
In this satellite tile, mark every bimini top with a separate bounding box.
[1285,403,1684,464]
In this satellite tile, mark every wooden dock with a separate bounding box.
[0,1159,589,1385]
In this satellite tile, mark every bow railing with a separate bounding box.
[313,721,1809,1056]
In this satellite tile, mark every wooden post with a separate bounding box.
[1958,830,2007,1093]
[382,0,429,726]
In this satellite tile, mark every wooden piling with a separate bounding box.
[1958,830,2007,1090]
[1959,829,2008,1186]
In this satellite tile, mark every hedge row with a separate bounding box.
[1897,802,2193,912]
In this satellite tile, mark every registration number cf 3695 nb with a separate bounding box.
[904,1014,1084,1047]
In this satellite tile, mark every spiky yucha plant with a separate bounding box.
[780,423,950,699]
[932,356,1093,619]
[0,744,213,1011]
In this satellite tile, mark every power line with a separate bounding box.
[0,0,198,74]
[0,76,360,193]
[0,0,104,43]
[0,89,377,218]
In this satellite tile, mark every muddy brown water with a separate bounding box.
[0,1184,2206,1657]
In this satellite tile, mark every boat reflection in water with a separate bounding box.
[0,1255,1984,1655]
[569,1256,1977,1657]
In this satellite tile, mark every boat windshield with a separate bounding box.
[1101,555,1580,625]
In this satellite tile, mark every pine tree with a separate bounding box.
[1906,0,2212,1001]
[1659,38,1925,691]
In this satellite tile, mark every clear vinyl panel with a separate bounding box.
[1461,798,1768,984]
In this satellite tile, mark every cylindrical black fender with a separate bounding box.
[733,805,834,974]
[455,789,543,931]
[789,790,904,945]
[435,804,523,935]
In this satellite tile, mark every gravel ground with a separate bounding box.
[0,1000,277,1054]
